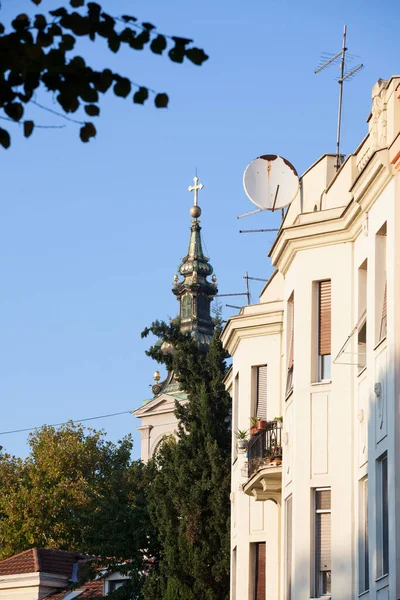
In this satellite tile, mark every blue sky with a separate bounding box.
[0,0,398,459]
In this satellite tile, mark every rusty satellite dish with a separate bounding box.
[243,155,299,211]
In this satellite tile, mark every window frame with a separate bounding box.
[313,487,332,598]
[376,454,389,579]
[358,477,369,594]
[316,281,332,382]
[375,222,387,345]
[231,546,237,600]
[108,580,129,593]
[286,293,294,397]
[285,495,293,600]
[357,261,368,372]
[251,541,266,600]
[254,364,268,421]
[233,373,239,462]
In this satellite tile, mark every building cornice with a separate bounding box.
[222,364,233,389]
[0,572,68,590]
[221,305,283,355]
[389,131,400,171]
[269,201,360,274]
[133,393,181,417]
[350,149,393,213]
[269,149,395,274]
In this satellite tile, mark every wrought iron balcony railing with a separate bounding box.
[247,420,283,477]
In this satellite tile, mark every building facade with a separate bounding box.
[0,548,130,600]
[222,76,400,600]
[134,177,218,461]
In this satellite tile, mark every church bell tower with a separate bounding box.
[134,175,218,461]
[172,176,218,347]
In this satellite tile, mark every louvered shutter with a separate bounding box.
[286,497,293,600]
[256,366,267,420]
[380,281,387,340]
[316,489,331,574]
[319,281,331,356]
[317,512,331,571]
[255,543,266,600]
[288,302,294,370]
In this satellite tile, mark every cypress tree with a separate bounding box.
[141,319,231,600]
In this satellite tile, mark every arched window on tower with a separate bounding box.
[181,294,192,320]
[197,295,209,320]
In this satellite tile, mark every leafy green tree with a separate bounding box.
[0,0,208,148]
[0,423,154,597]
[141,320,231,600]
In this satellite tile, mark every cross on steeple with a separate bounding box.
[188,175,204,207]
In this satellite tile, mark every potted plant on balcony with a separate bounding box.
[249,417,258,436]
[274,416,283,428]
[270,453,282,466]
[263,448,273,465]
[235,429,249,450]
[256,416,268,431]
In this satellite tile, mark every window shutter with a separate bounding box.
[256,366,267,420]
[255,543,266,600]
[319,281,331,356]
[317,513,331,571]
[288,302,294,370]
[286,497,293,600]
[380,281,387,340]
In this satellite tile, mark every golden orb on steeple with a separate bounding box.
[190,205,202,218]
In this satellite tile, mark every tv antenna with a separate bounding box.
[217,272,269,308]
[314,25,364,171]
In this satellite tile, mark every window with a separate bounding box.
[181,294,192,320]
[252,542,266,600]
[379,283,387,341]
[255,365,267,420]
[314,488,331,597]
[233,373,239,461]
[375,223,387,344]
[358,261,367,371]
[376,455,389,578]
[286,294,294,395]
[108,580,128,593]
[285,496,293,600]
[317,281,331,381]
[231,547,237,600]
[359,478,369,593]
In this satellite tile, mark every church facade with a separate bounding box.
[222,77,400,600]
[133,177,217,462]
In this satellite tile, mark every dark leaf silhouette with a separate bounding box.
[84,104,100,116]
[0,128,11,149]
[154,93,168,108]
[23,120,34,137]
[80,121,96,142]
[0,2,209,147]
[133,87,149,105]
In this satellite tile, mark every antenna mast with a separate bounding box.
[315,25,363,171]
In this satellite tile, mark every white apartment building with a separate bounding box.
[221,76,400,600]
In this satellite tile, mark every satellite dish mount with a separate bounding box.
[238,154,299,222]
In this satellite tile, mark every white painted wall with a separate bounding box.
[223,77,400,600]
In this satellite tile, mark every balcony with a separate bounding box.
[243,420,283,502]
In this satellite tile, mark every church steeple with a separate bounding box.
[173,176,218,347]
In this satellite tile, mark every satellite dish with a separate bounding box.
[243,155,299,211]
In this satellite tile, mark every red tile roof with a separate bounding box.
[0,548,87,577]
[45,579,104,600]
[0,549,114,599]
